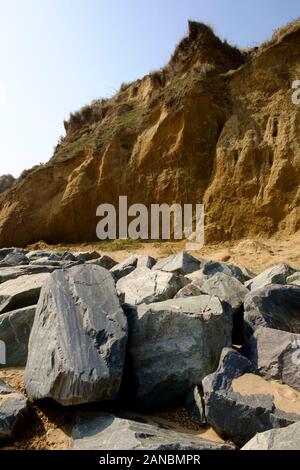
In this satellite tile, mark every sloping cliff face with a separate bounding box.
[0,21,299,247]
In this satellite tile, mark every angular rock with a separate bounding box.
[244,284,300,336]
[117,267,188,305]
[136,255,156,269]
[27,250,61,261]
[287,272,300,287]
[186,386,206,424]
[200,272,248,313]
[0,250,29,267]
[125,295,232,408]
[203,348,300,446]
[87,254,117,270]
[73,251,100,262]
[239,266,255,282]
[0,265,61,284]
[30,258,62,267]
[185,269,207,286]
[242,326,300,391]
[0,272,50,314]
[246,264,295,291]
[71,412,233,450]
[200,261,246,283]
[110,255,138,281]
[242,421,300,450]
[0,306,36,367]
[61,251,77,261]
[24,265,128,406]
[0,248,17,260]
[152,252,200,275]
[174,283,202,299]
[0,380,28,440]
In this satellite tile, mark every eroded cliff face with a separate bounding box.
[0,21,299,247]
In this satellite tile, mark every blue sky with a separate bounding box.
[0,0,299,177]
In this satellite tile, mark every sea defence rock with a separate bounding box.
[185,386,206,424]
[244,284,300,336]
[71,412,233,450]
[136,255,157,269]
[200,272,248,313]
[117,267,188,305]
[202,348,300,446]
[110,256,138,281]
[125,295,232,409]
[24,265,128,406]
[0,306,36,367]
[246,264,295,291]
[287,272,300,287]
[152,252,200,275]
[0,272,50,314]
[200,261,246,283]
[174,282,202,298]
[241,326,300,392]
[0,250,29,267]
[73,251,100,262]
[87,254,117,270]
[242,421,300,450]
[26,250,62,261]
[0,379,28,440]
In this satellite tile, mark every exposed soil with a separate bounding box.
[0,368,228,450]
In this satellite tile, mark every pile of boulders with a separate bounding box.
[0,247,300,450]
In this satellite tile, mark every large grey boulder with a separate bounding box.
[203,348,300,446]
[136,255,156,269]
[30,258,62,267]
[242,421,300,450]
[184,270,207,287]
[242,327,300,392]
[26,250,61,261]
[87,255,117,270]
[200,261,246,283]
[185,386,206,425]
[110,255,138,281]
[0,250,29,267]
[0,265,57,284]
[246,264,295,291]
[0,248,17,260]
[200,272,248,314]
[24,265,128,406]
[73,251,100,262]
[174,282,202,299]
[287,272,300,287]
[125,295,232,409]
[0,272,50,314]
[152,252,200,275]
[71,412,233,450]
[244,284,300,336]
[0,380,28,440]
[0,306,36,367]
[117,267,188,305]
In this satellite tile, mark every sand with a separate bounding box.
[232,373,300,416]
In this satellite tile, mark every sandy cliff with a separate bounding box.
[0,20,299,247]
